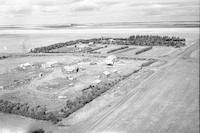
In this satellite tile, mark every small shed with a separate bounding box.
[58,95,67,99]
[19,62,31,68]
[89,42,94,46]
[66,76,74,81]
[63,65,79,73]
[109,38,115,44]
[105,55,118,65]
[18,62,32,69]
[103,71,110,76]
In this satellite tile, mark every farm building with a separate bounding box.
[105,55,118,65]
[63,65,79,73]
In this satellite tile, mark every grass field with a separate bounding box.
[0,55,147,113]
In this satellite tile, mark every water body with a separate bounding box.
[0,27,198,53]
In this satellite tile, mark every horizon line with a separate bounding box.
[0,20,199,26]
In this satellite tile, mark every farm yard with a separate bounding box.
[0,31,199,133]
[0,54,150,122]
[0,38,179,124]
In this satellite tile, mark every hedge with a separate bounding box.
[135,46,152,55]
[0,100,60,123]
[107,46,129,53]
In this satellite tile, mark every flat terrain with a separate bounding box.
[0,28,199,133]
[62,40,199,133]
[0,54,146,112]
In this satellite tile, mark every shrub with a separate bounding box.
[29,129,44,133]
[0,100,60,123]
[135,46,152,55]
[107,46,129,53]
[88,46,104,53]
[142,60,156,67]
[31,35,185,53]
[27,128,45,133]
[60,78,122,118]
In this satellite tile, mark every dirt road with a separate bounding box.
[64,41,199,133]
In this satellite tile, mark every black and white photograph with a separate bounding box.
[0,0,199,133]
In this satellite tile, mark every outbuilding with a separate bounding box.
[105,55,118,65]
[63,65,79,73]
[89,42,94,46]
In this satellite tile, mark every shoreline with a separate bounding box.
[0,27,198,53]
[0,27,199,35]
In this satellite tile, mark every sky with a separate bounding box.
[0,0,199,25]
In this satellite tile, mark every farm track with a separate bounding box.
[64,41,199,133]
[77,70,155,133]
[64,64,161,133]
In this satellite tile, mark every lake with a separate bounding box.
[0,28,198,53]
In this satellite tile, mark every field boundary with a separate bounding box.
[0,59,156,123]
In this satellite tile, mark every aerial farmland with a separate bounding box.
[0,28,199,133]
